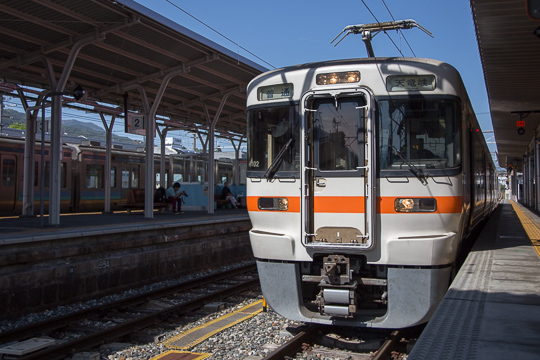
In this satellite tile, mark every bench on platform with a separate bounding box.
[121,188,167,214]
[214,194,231,209]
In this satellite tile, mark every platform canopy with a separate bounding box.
[0,0,266,139]
[471,0,540,168]
[0,0,268,224]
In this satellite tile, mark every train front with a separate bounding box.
[246,60,463,328]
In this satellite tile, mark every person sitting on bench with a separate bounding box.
[221,182,239,209]
[166,182,186,214]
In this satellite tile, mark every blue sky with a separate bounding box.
[5,1,493,156]
[134,0,495,155]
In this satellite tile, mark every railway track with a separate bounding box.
[262,326,414,360]
[0,264,258,359]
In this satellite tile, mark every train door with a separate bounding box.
[0,155,17,213]
[303,92,375,249]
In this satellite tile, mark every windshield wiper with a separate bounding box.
[391,146,428,185]
[264,138,294,180]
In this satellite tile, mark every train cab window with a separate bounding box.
[85,164,103,189]
[247,105,299,177]
[2,158,15,186]
[378,97,461,172]
[312,97,365,172]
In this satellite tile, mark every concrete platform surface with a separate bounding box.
[408,200,540,360]
[0,208,248,244]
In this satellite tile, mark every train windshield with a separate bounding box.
[377,97,461,171]
[247,105,300,178]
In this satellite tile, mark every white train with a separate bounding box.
[245,57,498,328]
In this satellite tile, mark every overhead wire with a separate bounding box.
[164,0,275,69]
[360,0,404,56]
[381,0,416,56]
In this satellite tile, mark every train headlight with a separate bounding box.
[316,71,360,85]
[258,197,289,211]
[394,198,437,212]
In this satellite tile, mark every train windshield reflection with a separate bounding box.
[247,105,300,177]
[378,97,461,170]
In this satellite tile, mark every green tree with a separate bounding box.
[8,122,25,130]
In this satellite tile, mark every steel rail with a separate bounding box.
[18,277,259,360]
[262,325,321,360]
[372,330,402,360]
[0,263,256,344]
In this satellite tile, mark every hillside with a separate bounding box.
[1,108,138,144]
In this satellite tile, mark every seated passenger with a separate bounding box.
[166,182,186,214]
[221,182,239,209]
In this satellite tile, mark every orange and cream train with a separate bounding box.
[245,57,498,328]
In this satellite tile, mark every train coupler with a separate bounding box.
[316,254,357,317]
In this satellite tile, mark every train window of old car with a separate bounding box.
[85,164,103,189]
[185,159,191,182]
[122,166,129,188]
[2,159,15,186]
[34,162,38,187]
[41,162,66,188]
[111,167,116,188]
[174,161,184,184]
[131,165,139,188]
[44,162,50,188]
[197,160,206,183]
[61,162,66,188]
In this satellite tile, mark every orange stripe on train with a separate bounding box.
[247,196,463,214]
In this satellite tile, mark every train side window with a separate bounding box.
[131,165,139,188]
[155,169,168,188]
[197,160,206,182]
[34,161,38,187]
[61,162,66,188]
[44,162,50,188]
[85,164,103,189]
[2,158,15,186]
[122,167,129,188]
[174,161,184,183]
[111,167,116,188]
[42,162,67,188]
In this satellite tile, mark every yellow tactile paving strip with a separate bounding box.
[150,350,210,359]
[162,300,264,350]
[510,200,540,258]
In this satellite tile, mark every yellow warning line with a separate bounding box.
[510,200,540,258]
[163,299,264,350]
[151,350,210,359]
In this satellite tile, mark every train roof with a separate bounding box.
[250,57,457,82]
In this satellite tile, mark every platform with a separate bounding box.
[0,208,252,318]
[0,208,249,244]
[408,199,540,360]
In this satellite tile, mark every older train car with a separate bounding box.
[0,132,243,215]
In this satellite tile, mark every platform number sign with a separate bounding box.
[126,113,147,136]
[131,114,145,129]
